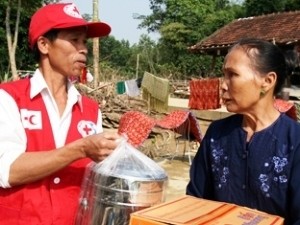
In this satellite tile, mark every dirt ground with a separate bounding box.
[153,138,201,202]
[138,130,204,202]
[141,114,211,202]
[156,157,192,201]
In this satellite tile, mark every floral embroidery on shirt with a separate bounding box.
[210,138,229,189]
[272,156,288,173]
[259,174,270,196]
[259,152,289,197]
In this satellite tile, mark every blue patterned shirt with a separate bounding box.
[187,113,300,225]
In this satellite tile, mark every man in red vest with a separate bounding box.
[0,3,119,225]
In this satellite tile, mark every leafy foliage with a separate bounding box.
[244,0,300,16]
[0,0,42,79]
[1,0,300,81]
[137,0,242,77]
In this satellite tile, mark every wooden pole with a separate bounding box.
[93,0,100,87]
[135,54,140,79]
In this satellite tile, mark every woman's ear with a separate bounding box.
[262,71,277,92]
[36,36,49,55]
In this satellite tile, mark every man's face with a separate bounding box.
[46,27,88,78]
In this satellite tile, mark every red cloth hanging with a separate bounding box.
[188,78,221,110]
[118,110,202,147]
[274,98,297,121]
[118,111,156,147]
[156,110,202,143]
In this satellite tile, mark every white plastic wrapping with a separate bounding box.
[75,137,168,225]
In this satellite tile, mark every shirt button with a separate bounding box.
[53,177,60,184]
[242,153,247,159]
[242,184,246,189]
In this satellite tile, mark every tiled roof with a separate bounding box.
[189,11,300,55]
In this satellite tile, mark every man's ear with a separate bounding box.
[262,71,277,92]
[36,36,49,55]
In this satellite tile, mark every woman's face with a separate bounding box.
[221,47,263,113]
[46,27,88,78]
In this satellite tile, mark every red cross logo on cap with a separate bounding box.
[72,5,80,15]
[63,3,82,19]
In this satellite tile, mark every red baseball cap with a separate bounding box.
[29,3,111,49]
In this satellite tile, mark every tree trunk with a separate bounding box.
[93,0,100,87]
[5,0,21,81]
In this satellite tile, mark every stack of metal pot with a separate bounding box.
[75,139,168,225]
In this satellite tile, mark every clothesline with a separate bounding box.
[116,79,141,97]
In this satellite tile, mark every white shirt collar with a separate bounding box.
[29,69,83,111]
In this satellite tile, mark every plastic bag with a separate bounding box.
[75,137,168,225]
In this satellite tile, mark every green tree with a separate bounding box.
[285,0,300,10]
[15,1,44,71]
[99,36,133,77]
[244,0,300,16]
[5,0,22,80]
[0,1,59,81]
[99,34,161,79]
[132,34,160,77]
[138,0,242,77]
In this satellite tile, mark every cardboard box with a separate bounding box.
[129,195,284,225]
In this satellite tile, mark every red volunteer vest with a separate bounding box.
[0,78,98,225]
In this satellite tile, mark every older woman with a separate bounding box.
[187,38,300,225]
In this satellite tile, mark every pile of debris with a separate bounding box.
[76,79,193,128]
[76,82,159,129]
[75,81,199,159]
